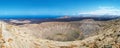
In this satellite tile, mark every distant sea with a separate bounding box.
[0,15,62,19]
[0,15,119,21]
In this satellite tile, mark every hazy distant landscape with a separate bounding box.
[1,15,119,25]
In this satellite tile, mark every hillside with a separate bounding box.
[0,19,120,48]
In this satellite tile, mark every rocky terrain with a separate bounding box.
[0,19,120,48]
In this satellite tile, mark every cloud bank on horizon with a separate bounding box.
[79,6,120,16]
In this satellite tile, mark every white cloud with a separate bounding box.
[79,6,120,15]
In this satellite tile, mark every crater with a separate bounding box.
[18,19,103,42]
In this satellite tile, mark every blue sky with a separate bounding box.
[0,0,120,15]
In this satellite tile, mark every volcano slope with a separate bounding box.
[0,19,120,48]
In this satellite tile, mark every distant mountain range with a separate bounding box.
[1,15,120,25]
